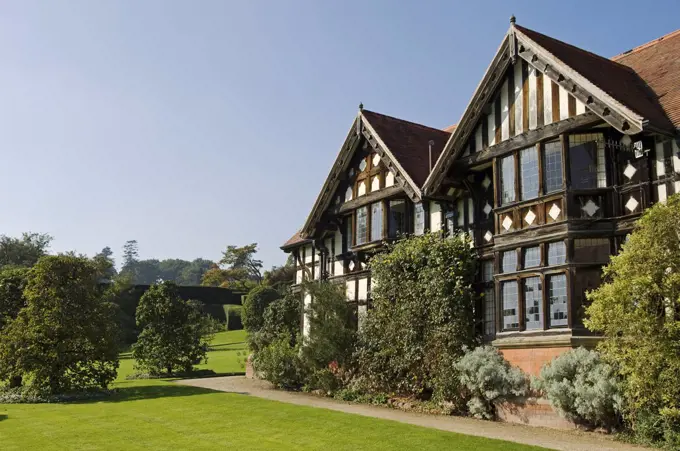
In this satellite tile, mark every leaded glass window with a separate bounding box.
[524,277,543,330]
[569,133,606,189]
[501,250,517,273]
[548,274,568,327]
[501,155,516,205]
[543,141,563,193]
[484,287,496,336]
[482,260,494,282]
[502,281,519,330]
[547,241,566,265]
[356,207,368,245]
[388,200,407,238]
[414,203,425,235]
[523,246,541,268]
[520,147,539,200]
[370,202,383,242]
[345,216,353,250]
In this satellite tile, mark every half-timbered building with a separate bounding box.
[282,18,680,375]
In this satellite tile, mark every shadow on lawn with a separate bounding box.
[0,414,7,421]
[73,384,218,404]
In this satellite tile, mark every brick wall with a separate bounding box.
[496,397,576,429]
[500,346,570,376]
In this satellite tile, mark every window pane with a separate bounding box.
[482,260,494,282]
[388,200,407,238]
[356,207,368,245]
[414,203,425,235]
[345,216,353,250]
[573,238,610,263]
[543,141,563,193]
[569,133,605,189]
[456,199,465,227]
[524,277,543,330]
[548,274,568,327]
[502,281,519,330]
[501,156,516,204]
[523,246,541,268]
[484,287,496,336]
[371,202,383,242]
[547,241,566,265]
[520,147,539,200]
[501,250,517,273]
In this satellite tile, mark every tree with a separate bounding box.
[263,255,296,290]
[586,194,680,444]
[0,255,120,394]
[0,232,52,269]
[242,285,280,333]
[248,289,301,353]
[132,281,208,375]
[93,246,117,281]
[0,266,29,330]
[122,240,139,267]
[356,233,478,403]
[201,243,263,290]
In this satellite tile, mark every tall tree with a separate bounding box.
[263,254,296,290]
[122,240,139,267]
[93,246,117,281]
[0,232,52,269]
[201,243,263,290]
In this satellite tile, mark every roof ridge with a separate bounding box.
[612,28,680,61]
[362,109,451,135]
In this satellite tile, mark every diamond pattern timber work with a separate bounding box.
[348,261,355,271]
[359,159,367,172]
[548,203,561,220]
[582,199,600,217]
[502,215,513,231]
[626,196,639,212]
[484,231,493,242]
[482,175,492,190]
[483,202,492,217]
[372,153,380,166]
[623,163,637,179]
[524,209,536,225]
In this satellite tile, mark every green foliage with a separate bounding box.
[93,246,117,281]
[132,281,209,375]
[242,285,280,333]
[356,233,479,403]
[300,281,356,388]
[201,243,262,289]
[253,333,304,389]
[455,346,528,419]
[0,266,29,329]
[585,194,680,443]
[532,348,622,429]
[224,305,243,331]
[248,290,300,353]
[0,255,120,395]
[263,254,296,290]
[0,232,52,269]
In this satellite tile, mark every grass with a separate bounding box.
[0,330,546,451]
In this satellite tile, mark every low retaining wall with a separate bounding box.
[496,397,576,430]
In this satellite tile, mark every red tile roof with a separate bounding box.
[516,25,675,132]
[361,110,451,187]
[612,29,680,130]
[281,229,310,250]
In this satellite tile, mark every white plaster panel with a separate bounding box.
[304,244,313,263]
[334,231,343,256]
[576,99,586,115]
[296,269,303,284]
[501,80,510,140]
[345,186,353,202]
[429,201,442,232]
[475,124,483,151]
[358,278,368,301]
[559,86,570,120]
[673,140,680,173]
[675,181,680,194]
[514,62,523,135]
[357,181,366,196]
[346,280,356,301]
[528,66,537,130]
[385,171,395,187]
[658,184,668,203]
[334,260,344,276]
[543,76,553,125]
[303,293,312,338]
[371,175,380,192]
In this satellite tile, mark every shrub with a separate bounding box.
[355,233,478,404]
[132,282,209,375]
[242,285,280,333]
[585,194,680,444]
[248,290,300,353]
[253,333,304,389]
[0,255,120,395]
[532,347,622,429]
[455,346,528,419]
[0,266,29,329]
[224,305,243,331]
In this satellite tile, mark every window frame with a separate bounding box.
[542,140,564,194]
[520,146,540,200]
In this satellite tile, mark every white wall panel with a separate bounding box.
[333,261,344,276]
[304,245,313,263]
[334,231,343,256]
[528,66,538,130]
[501,80,510,140]
[475,124,483,151]
[658,184,668,203]
[487,104,495,146]
[345,280,356,301]
[357,181,366,196]
[559,87,570,120]
[576,99,586,115]
[357,278,368,301]
[673,141,680,173]
[385,171,395,187]
[303,293,312,338]
[371,175,380,192]
[429,201,442,232]
[514,62,523,135]
[543,77,553,125]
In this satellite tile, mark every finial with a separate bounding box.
[510,15,516,24]
[359,102,364,111]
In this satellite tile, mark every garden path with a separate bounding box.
[177,376,650,451]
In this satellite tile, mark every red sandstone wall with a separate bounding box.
[500,347,570,376]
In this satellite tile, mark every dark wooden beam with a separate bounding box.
[332,185,403,215]
[459,113,602,166]
[536,71,544,128]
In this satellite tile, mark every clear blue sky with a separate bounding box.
[1,0,678,269]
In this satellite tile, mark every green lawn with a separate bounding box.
[0,330,546,451]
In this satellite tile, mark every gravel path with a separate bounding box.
[177,376,649,451]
